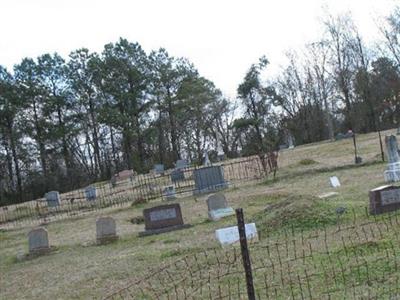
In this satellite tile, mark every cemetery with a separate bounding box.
[2,129,400,299]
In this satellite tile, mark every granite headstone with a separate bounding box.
[207,193,234,221]
[139,203,191,236]
[85,186,97,201]
[193,166,228,194]
[45,191,60,207]
[28,227,50,254]
[369,185,400,215]
[384,135,400,182]
[96,216,118,244]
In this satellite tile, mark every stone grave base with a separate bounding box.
[96,235,119,245]
[139,224,192,237]
[318,192,339,199]
[209,207,235,221]
[193,182,229,195]
[384,162,400,182]
[28,246,55,258]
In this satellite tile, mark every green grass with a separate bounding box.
[0,128,399,299]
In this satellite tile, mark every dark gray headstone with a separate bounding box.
[207,193,228,211]
[96,216,118,244]
[85,186,97,201]
[28,227,50,254]
[176,159,188,169]
[193,166,228,194]
[139,204,191,236]
[154,164,165,175]
[370,185,400,215]
[207,193,234,221]
[171,168,185,182]
[45,191,60,207]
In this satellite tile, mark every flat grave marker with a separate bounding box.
[215,223,258,246]
[330,176,341,188]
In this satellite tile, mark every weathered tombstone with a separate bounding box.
[170,168,185,182]
[139,204,191,236]
[369,185,400,215]
[163,185,176,201]
[45,191,60,207]
[28,227,50,255]
[96,216,118,244]
[384,135,400,182]
[85,186,97,201]
[329,176,341,188]
[215,223,258,246]
[193,166,228,194]
[176,159,188,169]
[154,164,165,175]
[207,193,235,221]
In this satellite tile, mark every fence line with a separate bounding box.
[105,209,400,299]
[0,155,274,229]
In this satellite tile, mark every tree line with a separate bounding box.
[1,7,400,205]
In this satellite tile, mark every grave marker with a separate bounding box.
[163,185,176,201]
[28,227,50,254]
[369,185,400,215]
[139,204,191,236]
[85,186,97,201]
[207,193,235,221]
[384,135,400,182]
[330,176,341,188]
[45,191,60,207]
[154,164,165,175]
[96,216,118,244]
[215,223,258,246]
[176,159,188,169]
[171,168,185,182]
[193,166,228,194]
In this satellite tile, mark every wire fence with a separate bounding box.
[105,208,400,299]
[0,155,275,229]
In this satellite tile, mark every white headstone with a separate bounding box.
[28,227,50,254]
[215,223,258,246]
[330,176,341,188]
[96,216,118,244]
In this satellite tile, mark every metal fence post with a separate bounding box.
[236,208,256,300]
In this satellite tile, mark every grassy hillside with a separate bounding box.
[1,129,399,299]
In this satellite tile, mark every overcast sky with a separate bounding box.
[0,0,398,97]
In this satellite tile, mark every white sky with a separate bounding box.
[0,0,398,97]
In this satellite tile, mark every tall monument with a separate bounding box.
[384,135,400,182]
